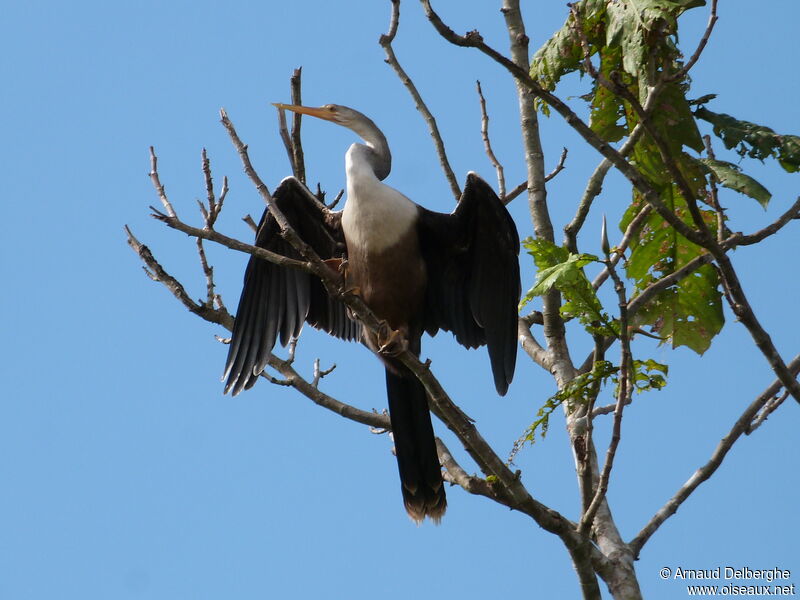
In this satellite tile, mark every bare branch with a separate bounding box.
[565,116,648,256]
[723,196,800,247]
[328,189,344,209]
[312,357,337,389]
[125,225,232,329]
[195,236,216,308]
[580,259,631,534]
[201,149,219,226]
[242,214,258,233]
[150,207,312,273]
[290,67,307,184]
[476,80,505,197]
[746,390,789,435]
[380,0,461,200]
[518,318,551,370]
[436,438,514,507]
[148,147,177,218]
[503,144,568,206]
[668,0,719,82]
[702,135,726,244]
[629,353,800,556]
[276,106,297,176]
[713,252,800,404]
[503,181,527,204]
[545,147,568,182]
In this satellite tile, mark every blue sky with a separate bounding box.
[1,2,797,598]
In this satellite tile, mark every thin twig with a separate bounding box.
[503,181,527,205]
[518,318,551,370]
[290,67,307,184]
[380,0,461,200]
[242,214,258,233]
[436,438,514,508]
[722,197,800,247]
[667,0,719,82]
[150,206,312,273]
[503,148,568,204]
[629,353,800,557]
[149,147,177,218]
[328,189,344,209]
[476,80,505,197]
[312,358,337,389]
[580,258,631,534]
[545,147,568,182]
[703,135,726,244]
[276,106,297,176]
[746,390,789,435]
[125,225,231,328]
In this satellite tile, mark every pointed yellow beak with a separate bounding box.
[271,103,337,122]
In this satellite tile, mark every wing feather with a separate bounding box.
[418,173,520,395]
[223,177,361,396]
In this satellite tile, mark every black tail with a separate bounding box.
[385,367,447,523]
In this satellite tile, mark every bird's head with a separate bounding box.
[272,102,391,180]
[272,103,363,128]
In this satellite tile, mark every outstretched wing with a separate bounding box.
[223,177,360,396]
[418,173,520,395]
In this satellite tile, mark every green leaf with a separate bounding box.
[528,253,598,298]
[621,190,724,354]
[529,0,607,91]
[699,158,772,208]
[510,361,618,455]
[630,359,669,393]
[590,46,628,141]
[696,107,800,173]
[521,239,614,334]
[605,0,703,87]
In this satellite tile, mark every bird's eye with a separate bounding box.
[324,104,337,113]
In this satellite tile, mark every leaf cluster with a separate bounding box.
[529,0,799,357]
[521,238,615,336]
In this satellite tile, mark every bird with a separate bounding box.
[222,103,521,523]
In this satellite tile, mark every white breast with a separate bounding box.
[341,146,418,252]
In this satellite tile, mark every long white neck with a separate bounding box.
[344,115,391,181]
[342,145,418,251]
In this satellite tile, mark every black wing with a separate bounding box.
[222,177,360,396]
[418,173,520,395]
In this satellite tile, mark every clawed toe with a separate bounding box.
[377,322,408,356]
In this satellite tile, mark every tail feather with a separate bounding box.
[385,368,447,523]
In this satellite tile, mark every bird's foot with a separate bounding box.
[376,321,408,357]
[323,257,349,288]
[323,257,348,274]
[342,284,362,298]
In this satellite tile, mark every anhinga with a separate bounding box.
[223,104,520,523]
